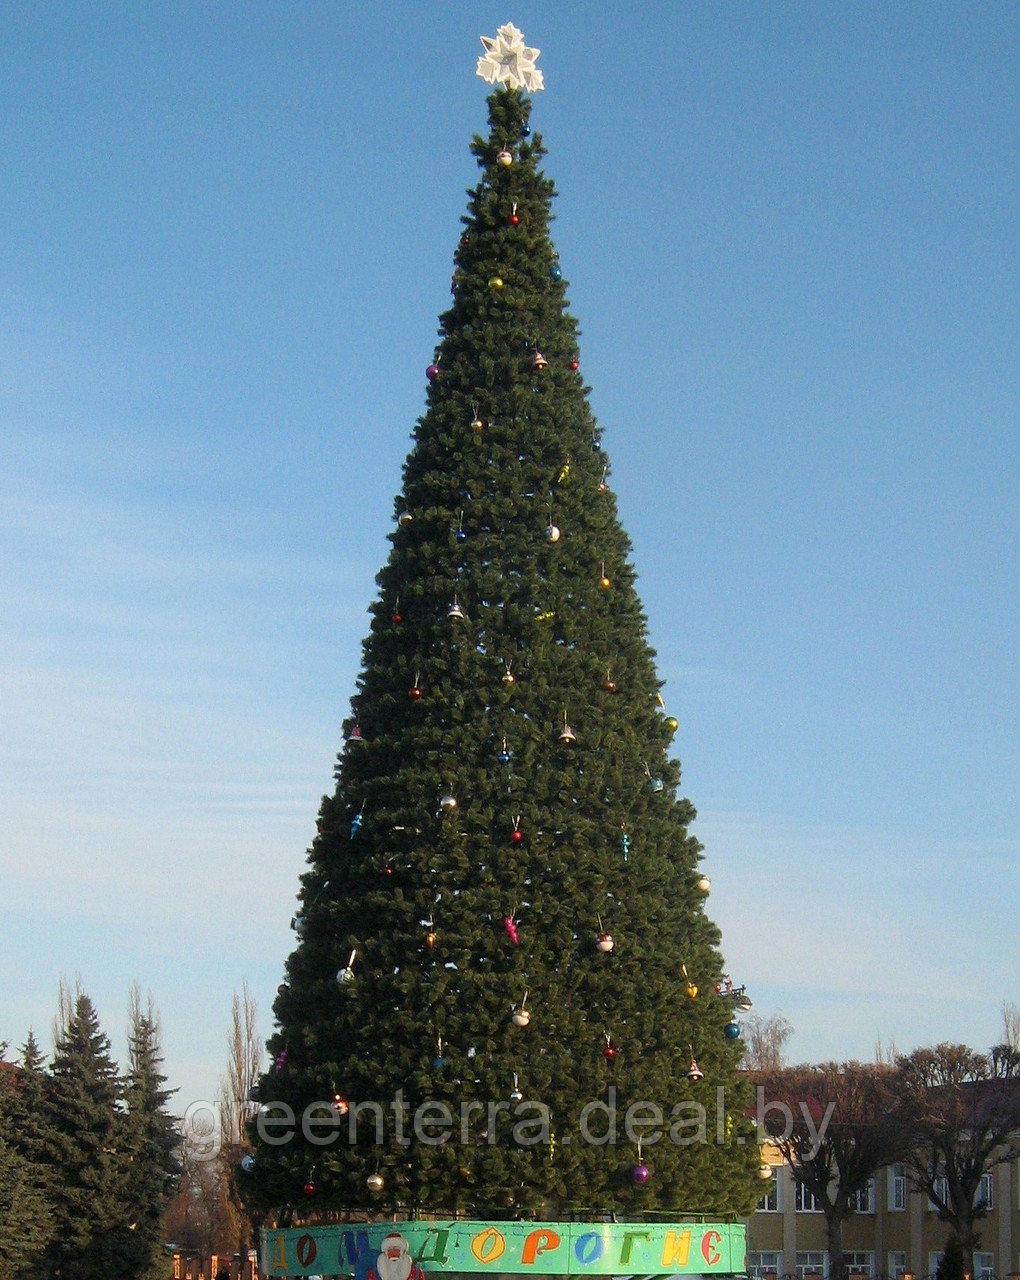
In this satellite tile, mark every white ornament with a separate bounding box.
[477,24,544,93]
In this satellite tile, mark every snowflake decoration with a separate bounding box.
[477,23,544,93]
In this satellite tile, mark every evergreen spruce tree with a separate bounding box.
[0,1033,56,1280]
[117,992,180,1280]
[41,993,126,1280]
[247,55,760,1222]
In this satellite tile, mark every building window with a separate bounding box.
[844,1253,874,1278]
[887,1250,907,1278]
[974,1171,993,1210]
[748,1252,783,1279]
[973,1253,993,1280]
[795,1251,828,1279]
[847,1180,875,1213]
[759,1174,782,1212]
[796,1182,824,1212]
[928,1175,949,1211]
[888,1163,906,1211]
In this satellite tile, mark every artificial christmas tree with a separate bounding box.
[246,24,761,1235]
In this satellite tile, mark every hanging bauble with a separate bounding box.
[559,720,576,745]
[497,740,512,765]
[512,1005,531,1028]
[510,202,520,226]
[696,874,711,894]
[439,793,457,813]
[759,1161,774,1180]
[497,148,513,166]
[333,1093,349,1116]
[603,1036,616,1060]
[392,609,402,624]
[350,811,363,838]
[426,363,440,382]
[511,827,523,844]
[502,662,515,685]
[488,276,504,291]
[510,1085,523,1103]
[447,600,465,620]
[397,510,413,526]
[274,1048,288,1073]
[532,349,548,370]
[337,950,357,986]
[426,930,438,950]
[346,724,364,746]
[409,682,422,700]
[598,467,609,492]
[240,1154,255,1172]
[471,413,484,432]
[432,1052,446,1069]
[685,980,698,999]
[303,1180,315,1195]
[600,571,612,589]
[504,916,519,945]
[569,358,580,371]
[604,670,617,692]
[367,1172,384,1193]
[649,776,664,793]
[632,1163,651,1185]
[550,263,562,281]
[545,523,560,543]
[687,1058,704,1082]
[596,930,615,953]
[455,526,466,542]
[665,715,680,733]
[724,1020,741,1039]
[620,831,631,860]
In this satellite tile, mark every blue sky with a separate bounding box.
[1,2,1016,1109]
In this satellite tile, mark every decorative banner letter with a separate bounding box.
[574,1233,604,1267]
[701,1230,722,1267]
[662,1230,692,1268]
[521,1230,560,1265]
[471,1229,506,1266]
[297,1237,317,1268]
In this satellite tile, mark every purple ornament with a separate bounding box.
[632,1163,650,1184]
[426,363,440,381]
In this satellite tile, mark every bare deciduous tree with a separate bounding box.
[742,1011,794,1070]
[756,1062,906,1280]
[896,1042,1020,1280]
[217,985,263,1276]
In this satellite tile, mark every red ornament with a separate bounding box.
[392,611,402,624]
[303,1181,315,1196]
[409,685,422,700]
[511,213,520,225]
[570,359,579,370]
[603,1043,616,1060]
[511,828,524,844]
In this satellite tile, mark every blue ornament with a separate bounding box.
[433,1055,446,1070]
[498,749,512,765]
[350,811,363,838]
[550,264,562,281]
[649,777,664,793]
[456,528,466,541]
[724,1020,741,1039]
[521,124,531,138]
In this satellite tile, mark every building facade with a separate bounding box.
[748,1158,1020,1280]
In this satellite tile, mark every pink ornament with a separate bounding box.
[504,916,519,945]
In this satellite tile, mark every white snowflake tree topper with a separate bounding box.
[476,23,544,93]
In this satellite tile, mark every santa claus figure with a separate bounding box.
[367,1234,427,1280]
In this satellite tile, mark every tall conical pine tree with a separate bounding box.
[246,83,761,1221]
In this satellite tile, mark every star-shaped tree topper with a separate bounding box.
[477,23,544,92]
